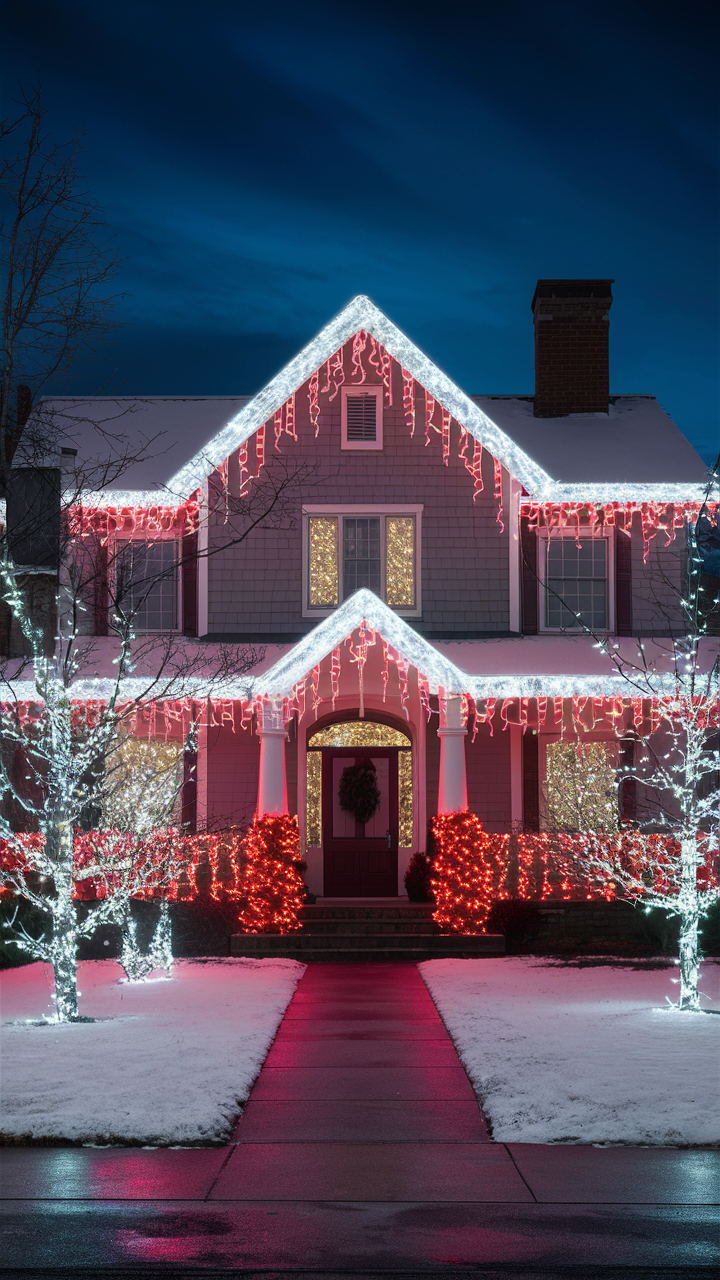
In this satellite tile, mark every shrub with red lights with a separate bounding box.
[4,821,715,928]
[427,817,719,934]
[0,828,248,905]
[430,812,506,933]
[236,814,306,935]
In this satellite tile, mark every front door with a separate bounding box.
[322,747,399,896]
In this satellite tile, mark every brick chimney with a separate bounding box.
[532,279,614,417]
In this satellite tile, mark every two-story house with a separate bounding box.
[24,279,715,898]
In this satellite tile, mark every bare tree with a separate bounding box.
[0,447,319,1018]
[0,86,323,1018]
[528,468,719,1009]
[1,84,122,494]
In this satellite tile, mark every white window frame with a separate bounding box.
[302,504,422,618]
[341,385,384,450]
[538,528,615,634]
[111,533,182,634]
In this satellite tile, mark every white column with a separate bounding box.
[510,723,523,828]
[196,709,209,831]
[197,482,209,638]
[256,701,288,817]
[437,693,468,814]
[508,477,522,634]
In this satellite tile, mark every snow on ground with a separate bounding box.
[0,958,304,1145]
[419,958,720,1146]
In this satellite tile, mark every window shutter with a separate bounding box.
[182,531,198,636]
[181,741,198,833]
[615,517,633,636]
[93,544,109,637]
[619,736,636,822]
[521,519,538,634]
[345,395,377,441]
[522,732,540,830]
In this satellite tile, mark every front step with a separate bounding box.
[230,898,504,961]
[230,939,504,961]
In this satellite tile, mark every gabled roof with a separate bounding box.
[44,294,711,507]
[162,295,555,502]
[236,590,685,702]
[6,589,713,705]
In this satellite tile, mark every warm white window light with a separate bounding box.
[304,506,421,617]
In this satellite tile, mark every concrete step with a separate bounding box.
[231,947,502,963]
[230,932,505,961]
[298,920,440,936]
[299,905,435,922]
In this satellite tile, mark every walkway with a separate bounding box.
[2,962,718,1277]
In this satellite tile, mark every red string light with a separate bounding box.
[71,502,199,541]
[351,330,368,383]
[425,820,719,932]
[521,500,718,562]
[424,388,435,447]
[430,812,500,933]
[308,370,320,437]
[441,408,451,465]
[236,814,305,934]
[494,458,504,532]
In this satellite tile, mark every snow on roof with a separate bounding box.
[470,395,708,486]
[8,590,709,705]
[27,395,253,495]
[33,296,712,507]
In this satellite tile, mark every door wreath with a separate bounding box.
[338,757,381,825]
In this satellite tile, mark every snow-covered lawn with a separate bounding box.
[420,957,720,1146]
[0,958,304,1146]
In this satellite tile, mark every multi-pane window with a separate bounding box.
[306,510,419,613]
[115,539,179,632]
[544,536,608,630]
[343,518,381,595]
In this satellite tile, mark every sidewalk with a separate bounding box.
[1,962,718,1277]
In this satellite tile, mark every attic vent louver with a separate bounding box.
[345,394,377,441]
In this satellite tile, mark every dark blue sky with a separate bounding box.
[4,0,718,462]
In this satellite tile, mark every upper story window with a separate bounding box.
[115,538,180,632]
[303,505,421,617]
[341,386,383,450]
[540,532,613,632]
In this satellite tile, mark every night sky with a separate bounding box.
[4,0,718,462]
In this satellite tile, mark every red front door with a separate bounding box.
[321,747,399,897]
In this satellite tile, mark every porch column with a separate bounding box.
[437,693,468,814]
[256,700,288,817]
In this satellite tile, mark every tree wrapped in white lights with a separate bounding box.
[553,475,719,1010]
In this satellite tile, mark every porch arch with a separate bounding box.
[305,708,414,897]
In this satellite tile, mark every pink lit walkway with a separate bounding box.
[217,961,519,1200]
[3,962,718,1272]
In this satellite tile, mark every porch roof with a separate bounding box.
[4,591,716,707]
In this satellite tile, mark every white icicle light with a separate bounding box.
[4,589,712,706]
[64,297,713,510]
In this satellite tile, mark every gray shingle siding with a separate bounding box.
[207,393,510,636]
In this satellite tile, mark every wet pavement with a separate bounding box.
[2,962,718,1276]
